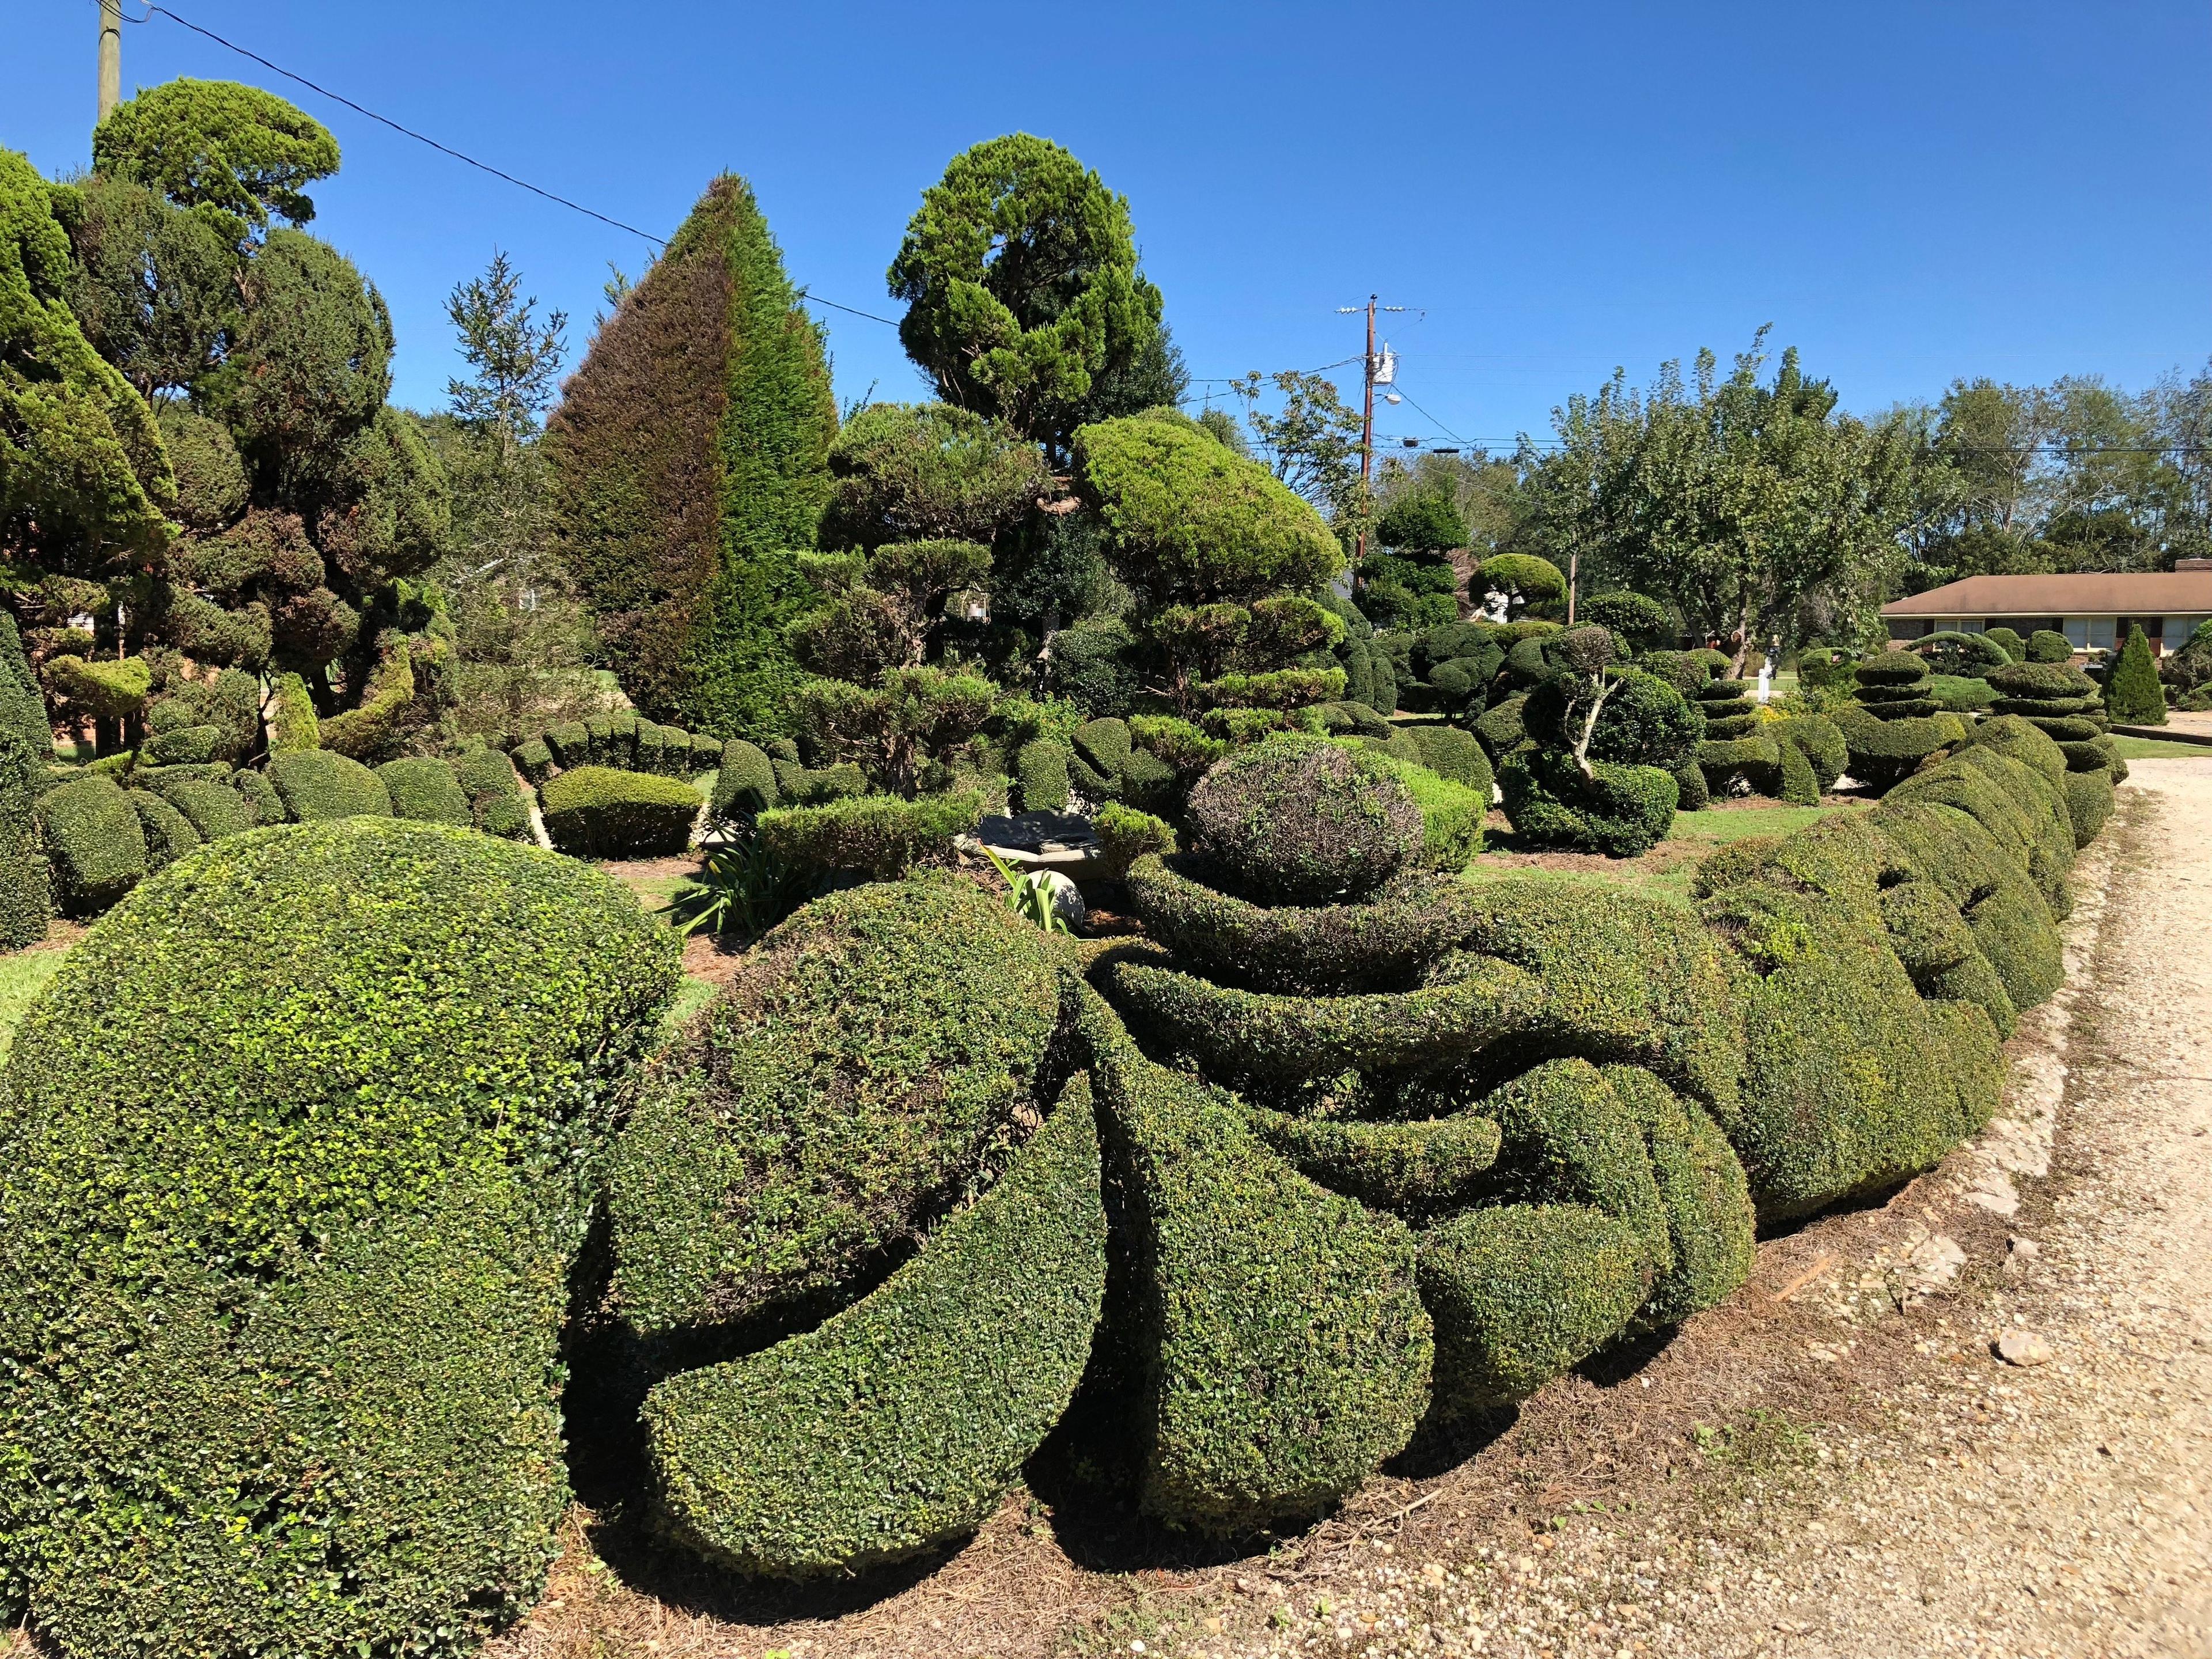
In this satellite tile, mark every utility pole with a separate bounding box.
[1336,294,1404,565]
[97,0,122,126]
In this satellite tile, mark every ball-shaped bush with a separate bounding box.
[1184,733,1424,904]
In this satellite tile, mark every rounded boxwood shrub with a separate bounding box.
[1498,745,1678,858]
[126,786,203,873]
[230,764,284,824]
[541,764,700,858]
[376,756,474,825]
[0,819,679,1653]
[642,1075,1105,1578]
[1078,995,1433,1536]
[452,746,532,840]
[1406,724,1494,796]
[32,773,147,915]
[546,719,590,768]
[756,789,981,877]
[269,748,393,821]
[1363,750,1487,869]
[1095,801,1177,874]
[1982,626,2024,661]
[1184,734,1424,904]
[2061,768,2114,849]
[1913,630,2012,679]
[147,774,256,843]
[513,736,555,783]
[605,876,1065,1338]
[709,738,779,821]
[1016,737,1073,813]
[2026,629,2074,662]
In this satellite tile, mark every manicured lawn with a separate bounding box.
[2108,735,2209,760]
[0,948,70,1066]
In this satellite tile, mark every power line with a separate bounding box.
[119,2,668,247]
[113,1,904,328]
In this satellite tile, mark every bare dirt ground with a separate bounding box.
[488,760,2212,1659]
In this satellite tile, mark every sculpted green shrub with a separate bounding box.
[607,877,1064,1338]
[709,737,779,821]
[643,1078,1105,1577]
[2103,624,2165,725]
[452,745,531,840]
[756,789,980,877]
[547,174,834,736]
[32,773,147,914]
[1499,745,1678,858]
[151,773,255,842]
[1185,734,1422,903]
[1016,737,1073,812]
[376,755,473,824]
[126,785,202,872]
[1078,995,1433,1536]
[268,747,391,821]
[1365,751,1487,869]
[540,764,699,857]
[0,819,677,1652]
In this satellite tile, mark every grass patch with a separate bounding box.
[2108,735,2208,760]
[0,948,70,1066]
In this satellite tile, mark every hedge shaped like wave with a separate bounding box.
[0,819,679,1654]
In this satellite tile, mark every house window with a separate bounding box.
[2086,617,2116,652]
[2165,616,2206,654]
[2063,618,2090,649]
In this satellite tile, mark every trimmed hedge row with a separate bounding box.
[540,764,701,858]
[0,820,679,1652]
[755,789,980,877]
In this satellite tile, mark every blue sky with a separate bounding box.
[10,1,2208,448]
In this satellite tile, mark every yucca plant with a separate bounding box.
[982,846,1072,935]
[666,834,822,942]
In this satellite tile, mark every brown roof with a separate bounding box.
[1881,572,2212,618]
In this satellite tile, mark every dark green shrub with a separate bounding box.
[1185,734,1423,904]
[541,765,700,858]
[1873,878,2017,1037]
[0,730,51,950]
[771,755,868,805]
[139,722,224,766]
[269,748,393,821]
[1913,630,2012,679]
[1050,621,1141,718]
[1125,855,1475,995]
[126,787,203,873]
[0,819,677,1653]
[1639,650,1715,696]
[142,778,251,844]
[1406,724,1494,797]
[546,720,590,768]
[690,733,724,770]
[2104,624,2166,725]
[376,756,474,825]
[1580,591,1669,653]
[1835,707,1962,791]
[1419,1204,1645,1413]
[1103,955,1537,1088]
[1078,994,1431,1536]
[1074,715,1134,780]
[1886,756,2070,918]
[1774,715,1846,794]
[1497,746,1678,858]
[1248,1108,1501,1215]
[1602,1066,1753,1331]
[1855,651,1930,687]
[2060,768,2113,849]
[634,720,667,774]
[513,737,554,783]
[642,1081,1104,1578]
[32,774,147,915]
[607,876,1064,1337]
[230,764,283,824]
[756,789,980,877]
[1697,733,1782,794]
[1929,673,1998,713]
[1673,760,1710,810]
[2026,630,2074,662]
[1095,801,1176,875]
[1472,691,1528,758]
[1700,876,1996,1224]
[1953,714,2066,782]
[585,714,614,763]
[1982,626,2023,661]
[1988,661,2098,702]
[1017,738,1073,812]
[709,738,779,821]
[1776,737,1819,804]
[453,747,531,840]
[1448,877,1745,1120]
[1869,800,2062,1015]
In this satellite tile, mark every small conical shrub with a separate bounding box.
[2104,624,2166,726]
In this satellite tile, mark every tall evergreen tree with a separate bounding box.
[547,175,835,737]
[2105,623,2166,725]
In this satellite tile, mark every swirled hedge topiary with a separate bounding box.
[606,876,1066,1340]
[540,764,700,857]
[642,1074,1105,1578]
[0,819,679,1653]
[1183,733,1423,903]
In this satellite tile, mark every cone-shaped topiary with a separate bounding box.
[547,175,835,738]
[2104,624,2166,725]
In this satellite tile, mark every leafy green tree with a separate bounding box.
[1233,368,1368,538]
[548,174,836,737]
[1,146,176,736]
[823,402,1049,548]
[93,78,339,246]
[1527,333,1923,673]
[1373,472,1467,552]
[890,135,1177,461]
[62,175,238,403]
[444,249,566,459]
